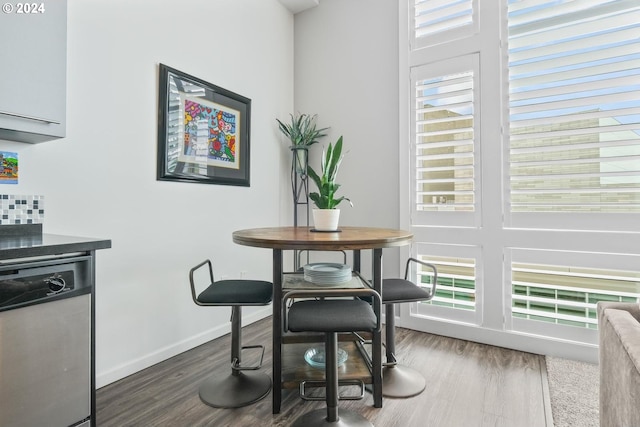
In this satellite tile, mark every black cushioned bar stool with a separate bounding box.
[380,258,437,398]
[284,288,382,427]
[189,259,273,408]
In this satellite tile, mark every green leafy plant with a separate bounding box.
[308,136,352,209]
[276,113,329,148]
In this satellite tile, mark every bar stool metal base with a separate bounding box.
[198,371,271,408]
[290,408,374,427]
[381,364,426,398]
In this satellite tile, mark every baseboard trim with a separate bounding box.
[399,314,598,364]
[540,357,554,427]
[96,307,272,388]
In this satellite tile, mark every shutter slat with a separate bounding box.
[417,165,474,173]
[417,139,473,149]
[511,139,640,153]
[510,90,640,116]
[417,152,474,161]
[512,155,640,168]
[415,0,460,14]
[414,0,473,39]
[417,102,474,115]
[511,170,640,181]
[509,122,640,142]
[416,74,473,91]
[417,114,474,126]
[417,88,473,103]
[509,42,639,77]
[509,75,640,103]
[416,127,474,138]
[509,59,640,91]
[510,107,640,130]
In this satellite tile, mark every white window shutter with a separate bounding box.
[507,0,640,215]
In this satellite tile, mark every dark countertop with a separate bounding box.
[0,232,111,260]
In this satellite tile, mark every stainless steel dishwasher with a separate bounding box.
[0,254,92,427]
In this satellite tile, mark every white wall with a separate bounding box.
[0,0,295,387]
[294,0,403,277]
[0,0,403,388]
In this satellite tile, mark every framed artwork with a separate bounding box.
[157,64,251,186]
[0,151,18,184]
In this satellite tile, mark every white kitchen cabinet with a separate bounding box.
[0,0,67,143]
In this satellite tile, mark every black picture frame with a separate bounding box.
[157,64,251,187]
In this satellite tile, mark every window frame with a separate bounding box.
[410,54,482,228]
[503,0,640,233]
[400,0,640,363]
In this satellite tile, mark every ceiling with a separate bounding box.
[278,0,319,14]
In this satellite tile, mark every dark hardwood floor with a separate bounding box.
[96,317,551,427]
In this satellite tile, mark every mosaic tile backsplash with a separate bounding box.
[0,195,44,225]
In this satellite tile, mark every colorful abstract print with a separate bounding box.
[183,99,237,165]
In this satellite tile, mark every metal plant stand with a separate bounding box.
[291,147,310,271]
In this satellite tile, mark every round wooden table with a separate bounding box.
[232,226,413,414]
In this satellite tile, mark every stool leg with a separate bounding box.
[326,333,339,422]
[381,303,426,398]
[198,306,271,408]
[290,332,373,427]
[385,304,397,363]
[231,306,242,374]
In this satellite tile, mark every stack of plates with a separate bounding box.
[302,263,352,285]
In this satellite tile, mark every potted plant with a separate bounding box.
[276,113,329,174]
[308,136,352,231]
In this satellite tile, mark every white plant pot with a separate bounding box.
[312,209,340,231]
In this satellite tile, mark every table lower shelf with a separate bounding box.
[281,341,372,389]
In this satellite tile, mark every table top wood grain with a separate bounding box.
[232,226,413,250]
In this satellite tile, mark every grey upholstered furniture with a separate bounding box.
[597,301,640,427]
[380,258,437,397]
[189,259,273,408]
[284,288,382,427]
